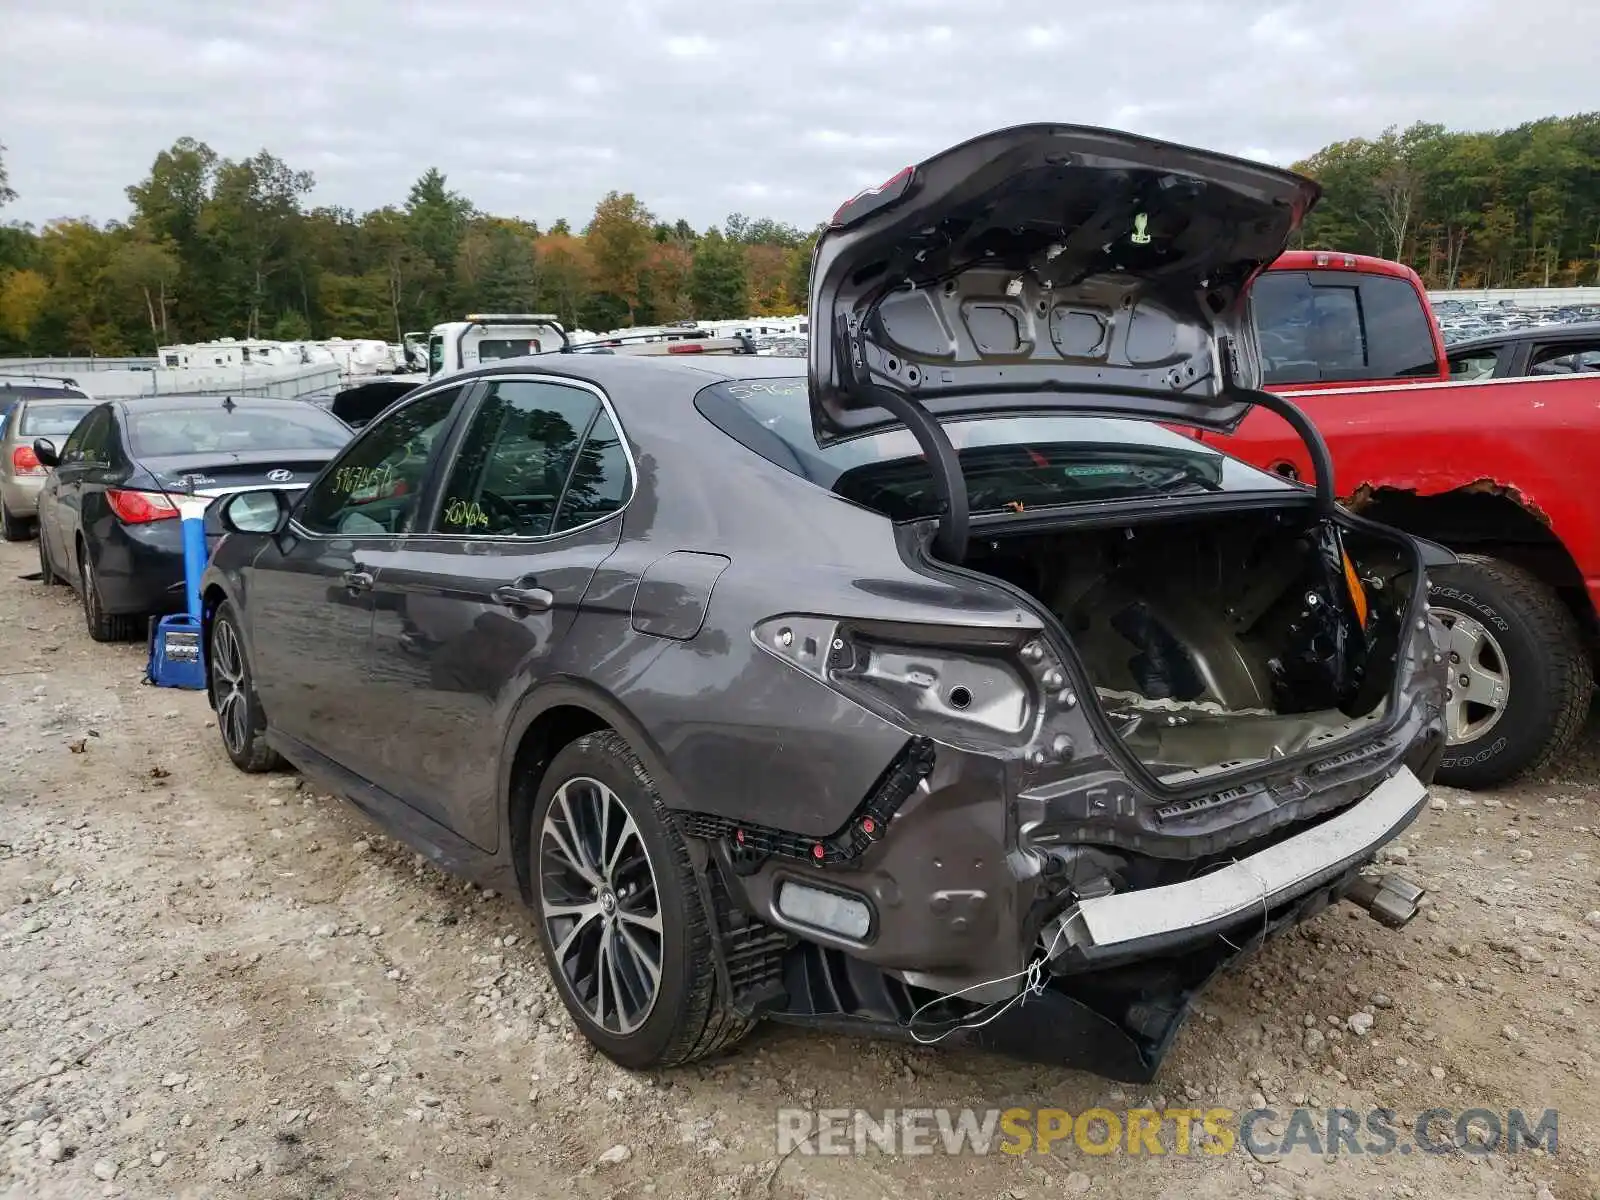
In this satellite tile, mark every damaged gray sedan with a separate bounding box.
[200,124,1449,1081]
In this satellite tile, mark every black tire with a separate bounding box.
[0,504,30,542]
[209,600,285,773]
[528,731,751,1069]
[37,532,59,586]
[1430,554,1592,789]
[78,546,142,642]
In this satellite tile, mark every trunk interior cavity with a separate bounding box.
[957,508,1419,782]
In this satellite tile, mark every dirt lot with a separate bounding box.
[1,537,1597,1200]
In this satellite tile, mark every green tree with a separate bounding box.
[197,151,315,338]
[689,229,748,318]
[0,268,48,348]
[456,218,538,313]
[0,141,16,209]
[406,168,474,279]
[585,191,655,324]
[104,238,180,350]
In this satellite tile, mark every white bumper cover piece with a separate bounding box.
[1061,766,1429,954]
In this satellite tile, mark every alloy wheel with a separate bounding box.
[211,619,250,758]
[1433,607,1511,745]
[538,776,664,1035]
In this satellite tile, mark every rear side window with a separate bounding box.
[1253,271,1438,385]
[553,410,629,533]
[64,406,115,465]
[435,378,630,537]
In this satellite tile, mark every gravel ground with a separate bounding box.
[1,537,1597,1200]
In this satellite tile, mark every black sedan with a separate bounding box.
[34,393,352,641]
[198,124,1449,1082]
[1447,320,1600,380]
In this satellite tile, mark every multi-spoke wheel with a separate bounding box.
[1430,555,1591,789]
[209,600,285,773]
[527,731,752,1068]
[539,776,664,1035]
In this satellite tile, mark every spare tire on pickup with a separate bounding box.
[1428,554,1592,788]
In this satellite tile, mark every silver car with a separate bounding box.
[0,383,95,540]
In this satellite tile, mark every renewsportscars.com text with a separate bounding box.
[775,1106,1559,1158]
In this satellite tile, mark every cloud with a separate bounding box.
[0,0,1594,233]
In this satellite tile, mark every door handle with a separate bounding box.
[492,583,554,612]
[342,569,374,593]
[1268,460,1300,481]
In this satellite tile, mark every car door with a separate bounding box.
[245,383,471,779]
[361,375,632,850]
[1527,333,1600,377]
[43,405,113,587]
[34,407,81,569]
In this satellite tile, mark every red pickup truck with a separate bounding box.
[1207,250,1597,788]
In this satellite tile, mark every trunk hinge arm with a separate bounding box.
[861,382,970,561]
[1242,387,1338,517]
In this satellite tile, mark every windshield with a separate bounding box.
[20,404,94,436]
[697,377,1294,517]
[128,405,351,457]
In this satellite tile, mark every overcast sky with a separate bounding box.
[2,0,1596,233]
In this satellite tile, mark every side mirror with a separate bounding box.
[32,438,59,468]
[218,489,290,536]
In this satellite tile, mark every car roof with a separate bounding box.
[1447,321,1600,355]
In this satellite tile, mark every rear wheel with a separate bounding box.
[1430,554,1592,788]
[209,601,285,773]
[0,504,30,542]
[529,731,751,1069]
[79,547,141,642]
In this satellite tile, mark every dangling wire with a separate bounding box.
[904,920,1073,1045]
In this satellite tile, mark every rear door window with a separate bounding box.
[1529,339,1600,375]
[433,378,625,537]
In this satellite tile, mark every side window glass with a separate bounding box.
[1304,285,1366,373]
[435,379,599,537]
[553,408,631,533]
[1530,342,1600,375]
[1359,276,1438,378]
[64,407,109,464]
[1252,273,1321,385]
[59,416,90,463]
[295,386,463,536]
[1450,351,1500,381]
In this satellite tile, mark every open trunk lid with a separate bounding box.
[807,124,1321,444]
